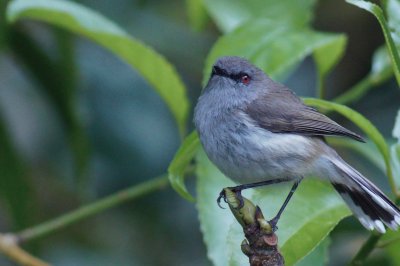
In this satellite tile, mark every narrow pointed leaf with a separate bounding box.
[186,0,209,31]
[202,0,316,33]
[204,20,348,85]
[7,0,189,136]
[313,34,347,98]
[168,131,200,201]
[370,45,394,83]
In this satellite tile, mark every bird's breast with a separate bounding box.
[197,112,318,183]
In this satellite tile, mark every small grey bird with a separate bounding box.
[194,56,400,233]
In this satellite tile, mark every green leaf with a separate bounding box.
[186,0,209,31]
[295,237,330,266]
[370,45,394,84]
[202,0,316,33]
[313,34,347,79]
[381,221,400,265]
[196,149,349,266]
[203,19,347,85]
[7,0,190,136]
[386,0,400,45]
[269,182,347,266]
[334,0,400,105]
[303,98,396,195]
[346,0,400,86]
[380,230,400,264]
[313,34,347,98]
[168,131,200,202]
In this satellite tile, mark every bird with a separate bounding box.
[193,56,400,233]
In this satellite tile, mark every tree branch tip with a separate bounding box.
[223,188,284,266]
[0,233,18,246]
[0,232,50,266]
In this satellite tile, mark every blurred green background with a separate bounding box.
[0,0,399,265]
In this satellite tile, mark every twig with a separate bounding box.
[333,63,393,105]
[16,174,169,243]
[224,188,284,266]
[334,76,373,105]
[316,72,326,100]
[0,174,169,265]
[0,233,50,266]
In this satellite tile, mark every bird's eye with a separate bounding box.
[241,75,250,85]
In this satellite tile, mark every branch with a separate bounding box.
[333,65,393,106]
[16,174,169,243]
[224,188,284,266]
[0,234,49,266]
[0,174,169,265]
[333,76,374,105]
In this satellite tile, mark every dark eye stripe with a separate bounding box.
[212,66,229,78]
[231,72,248,81]
[211,66,249,82]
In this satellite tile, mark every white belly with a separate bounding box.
[201,125,319,184]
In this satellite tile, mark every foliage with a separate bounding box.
[186,0,400,265]
[347,0,400,86]
[303,98,397,194]
[168,130,199,201]
[0,0,399,265]
[196,149,349,266]
[7,0,190,137]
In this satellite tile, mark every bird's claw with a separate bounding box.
[217,190,227,209]
[216,187,245,209]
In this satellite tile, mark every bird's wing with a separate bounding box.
[244,86,365,142]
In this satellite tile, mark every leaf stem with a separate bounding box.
[349,232,381,266]
[16,174,169,243]
[334,76,373,105]
[316,74,326,99]
[334,66,393,106]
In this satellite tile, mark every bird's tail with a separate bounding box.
[329,157,400,233]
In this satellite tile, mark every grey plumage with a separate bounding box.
[245,88,365,142]
[194,56,400,233]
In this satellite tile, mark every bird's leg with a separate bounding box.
[217,177,292,209]
[268,177,303,231]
